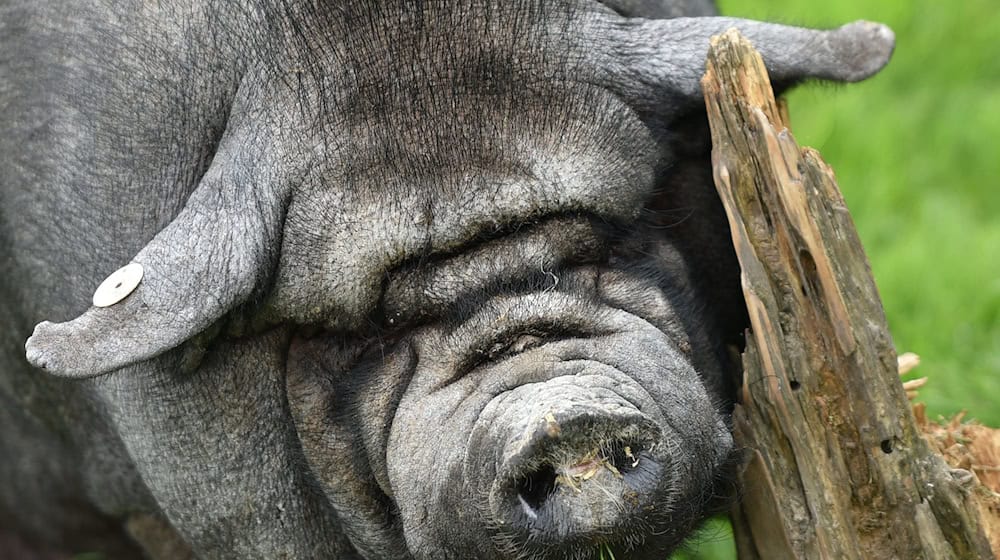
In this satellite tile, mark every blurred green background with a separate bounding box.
[673,1,1000,558]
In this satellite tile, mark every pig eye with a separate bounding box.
[484,333,545,361]
[456,324,579,378]
[445,320,611,387]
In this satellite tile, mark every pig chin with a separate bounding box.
[385,294,737,560]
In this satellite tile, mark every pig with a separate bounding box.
[0,0,894,558]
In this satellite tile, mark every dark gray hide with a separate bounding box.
[0,0,893,558]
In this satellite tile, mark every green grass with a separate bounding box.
[671,1,1000,558]
[671,517,737,560]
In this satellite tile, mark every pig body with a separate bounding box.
[0,1,893,558]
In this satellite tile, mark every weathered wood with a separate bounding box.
[701,29,996,559]
[915,403,1000,555]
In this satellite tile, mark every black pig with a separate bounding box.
[0,0,893,557]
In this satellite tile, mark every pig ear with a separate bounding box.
[25,136,289,378]
[597,16,895,104]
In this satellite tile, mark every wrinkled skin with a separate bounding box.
[0,0,893,558]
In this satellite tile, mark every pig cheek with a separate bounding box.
[283,334,418,557]
[386,390,490,557]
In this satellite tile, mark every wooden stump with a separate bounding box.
[701,29,995,559]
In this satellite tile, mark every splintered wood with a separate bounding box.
[916,405,1000,555]
[701,29,996,559]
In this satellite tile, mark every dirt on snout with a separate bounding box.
[555,450,618,492]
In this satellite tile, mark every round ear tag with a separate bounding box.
[92,263,144,307]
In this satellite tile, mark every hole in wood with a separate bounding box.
[798,249,819,297]
[880,439,894,454]
[789,380,801,391]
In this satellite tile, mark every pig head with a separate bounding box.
[1,0,893,558]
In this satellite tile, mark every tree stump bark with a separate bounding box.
[701,29,995,559]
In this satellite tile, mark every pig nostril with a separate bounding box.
[516,465,557,516]
[608,442,642,474]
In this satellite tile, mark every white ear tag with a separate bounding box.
[92,263,144,307]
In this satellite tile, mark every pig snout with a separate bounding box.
[474,378,669,542]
